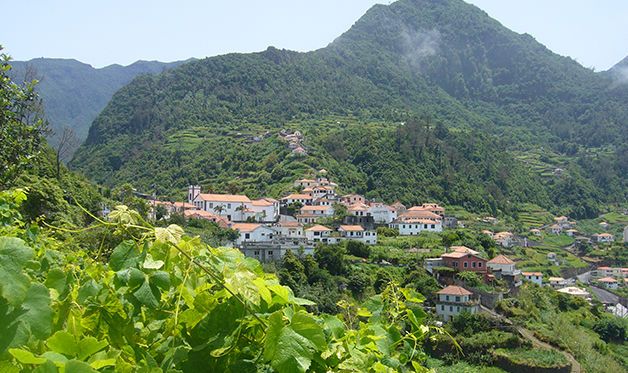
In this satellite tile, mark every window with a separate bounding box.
[227,203,231,209]
[254,250,259,255]
[314,232,320,236]
[441,305,444,311]
[268,251,273,255]
[209,203,214,208]
[455,296,460,302]
[478,262,482,268]
[457,306,460,312]
[449,306,453,312]
[472,262,476,268]
[431,224,435,229]
[463,262,468,268]
[453,262,459,267]
[424,224,428,229]
[445,295,449,301]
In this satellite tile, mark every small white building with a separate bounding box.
[592,233,614,243]
[389,219,442,235]
[493,232,514,247]
[231,223,275,246]
[305,224,333,244]
[341,194,366,205]
[368,202,398,224]
[565,229,578,237]
[549,277,567,289]
[273,221,304,238]
[338,225,378,245]
[188,186,257,222]
[549,225,562,235]
[487,255,516,273]
[435,286,479,322]
[522,272,543,286]
[282,193,313,206]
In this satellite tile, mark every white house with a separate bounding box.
[273,221,305,238]
[250,198,280,222]
[368,202,398,224]
[592,233,614,243]
[493,232,514,247]
[305,224,334,244]
[188,186,255,223]
[281,193,313,206]
[231,223,275,246]
[549,225,562,235]
[435,286,479,322]
[549,277,567,289]
[337,225,377,244]
[389,219,442,235]
[522,272,543,286]
[597,277,619,290]
[487,255,516,274]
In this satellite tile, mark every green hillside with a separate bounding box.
[8,58,188,147]
[71,0,627,218]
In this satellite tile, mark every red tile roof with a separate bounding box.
[488,255,514,265]
[339,225,364,232]
[437,285,472,296]
[197,193,251,203]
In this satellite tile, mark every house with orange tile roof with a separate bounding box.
[183,209,229,228]
[231,223,275,247]
[435,286,479,321]
[341,194,366,205]
[592,233,614,243]
[522,272,543,286]
[300,205,334,217]
[272,221,305,238]
[338,225,377,244]
[304,224,334,244]
[281,193,313,206]
[441,251,487,273]
[367,202,398,224]
[389,217,442,235]
[493,232,514,247]
[596,277,619,290]
[188,185,279,223]
[487,255,515,273]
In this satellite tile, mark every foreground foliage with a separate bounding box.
[0,190,437,372]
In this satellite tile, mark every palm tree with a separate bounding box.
[213,205,225,216]
[235,203,246,221]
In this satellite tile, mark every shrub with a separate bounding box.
[592,316,627,343]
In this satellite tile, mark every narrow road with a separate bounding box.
[589,285,619,305]
[480,306,581,373]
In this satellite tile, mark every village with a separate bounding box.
[145,170,628,322]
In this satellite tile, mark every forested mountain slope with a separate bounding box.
[8,58,188,146]
[71,0,627,218]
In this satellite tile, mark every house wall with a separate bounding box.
[391,222,442,235]
[435,303,478,321]
[523,275,543,286]
[442,256,487,272]
[235,227,274,246]
[488,263,515,273]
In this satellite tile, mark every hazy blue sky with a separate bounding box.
[3,0,627,70]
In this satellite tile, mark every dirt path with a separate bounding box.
[480,306,581,373]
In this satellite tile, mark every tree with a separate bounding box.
[346,240,371,259]
[235,203,246,221]
[455,271,482,287]
[0,47,47,187]
[53,125,79,179]
[593,316,627,342]
[314,244,347,276]
[213,205,225,216]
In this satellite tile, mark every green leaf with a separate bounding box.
[47,331,78,357]
[89,358,116,370]
[9,348,46,365]
[44,268,67,296]
[33,360,57,373]
[109,241,140,271]
[77,337,108,360]
[142,254,164,269]
[0,237,34,304]
[264,312,316,373]
[64,360,98,373]
[154,224,184,245]
[21,283,52,339]
[290,311,326,351]
[133,280,159,309]
[322,315,345,339]
[149,271,170,290]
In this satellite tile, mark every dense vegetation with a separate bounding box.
[8,58,186,147]
[71,0,627,217]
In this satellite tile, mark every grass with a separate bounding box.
[492,347,568,368]
[425,358,507,373]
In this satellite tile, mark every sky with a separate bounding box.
[3,0,627,71]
